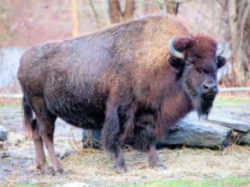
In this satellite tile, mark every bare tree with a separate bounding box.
[0,4,13,45]
[123,0,135,20]
[164,0,195,15]
[108,0,135,24]
[224,0,250,85]
[71,0,79,37]
[164,0,180,15]
[88,0,101,28]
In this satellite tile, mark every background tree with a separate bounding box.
[164,0,180,15]
[108,0,135,24]
[228,0,250,86]
[71,0,79,37]
[88,0,101,28]
[217,0,250,86]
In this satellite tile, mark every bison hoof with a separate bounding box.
[55,167,65,174]
[113,164,127,173]
[39,166,64,175]
[149,161,167,170]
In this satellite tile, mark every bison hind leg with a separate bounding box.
[30,97,63,174]
[30,118,47,171]
[21,95,47,170]
[36,114,63,174]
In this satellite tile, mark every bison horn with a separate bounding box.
[168,36,184,59]
[216,41,225,56]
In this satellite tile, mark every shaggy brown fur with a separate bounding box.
[18,15,226,173]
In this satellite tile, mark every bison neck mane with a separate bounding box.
[132,60,193,136]
[159,76,193,135]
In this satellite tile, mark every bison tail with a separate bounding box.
[22,95,34,139]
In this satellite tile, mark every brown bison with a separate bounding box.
[18,15,226,173]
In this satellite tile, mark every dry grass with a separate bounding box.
[62,145,250,186]
[0,98,21,108]
[5,144,248,186]
[1,96,250,186]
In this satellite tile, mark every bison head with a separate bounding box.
[168,35,226,118]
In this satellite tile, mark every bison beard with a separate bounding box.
[184,78,216,118]
[18,15,226,174]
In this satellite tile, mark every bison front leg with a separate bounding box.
[148,144,166,170]
[102,103,127,173]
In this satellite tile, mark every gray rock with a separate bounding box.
[0,152,10,159]
[0,126,8,141]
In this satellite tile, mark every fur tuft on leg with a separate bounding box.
[22,95,34,139]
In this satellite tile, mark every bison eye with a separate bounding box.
[195,54,202,59]
[196,67,209,74]
[203,69,209,74]
[196,67,202,74]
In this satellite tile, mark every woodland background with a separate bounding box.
[0,1,250,186]
[0,0,249,90]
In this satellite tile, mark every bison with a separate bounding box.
[18,15,226,173]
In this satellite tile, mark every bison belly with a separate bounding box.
[44,86,107,129]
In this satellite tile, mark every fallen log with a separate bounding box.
[160,111,250,148]
[205,112,250,145]
[80,111,249,149]
[160,117,232,149]
[207,118,250,133]
[240,132,250,145]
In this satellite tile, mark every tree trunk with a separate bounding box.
[228,0,250,85]
[243,14,250,83]
[71,0,79,37]
[164,0,180,15]
[108,0,135,24]
[122,0,135,21]
[88,0,101,28]
[108,0,121,24]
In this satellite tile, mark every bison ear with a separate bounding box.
[169,56,185,79]
[216,56,226,69]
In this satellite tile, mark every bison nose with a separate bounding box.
[202,83,218,95]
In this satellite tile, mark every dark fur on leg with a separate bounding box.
[148,145,166,169]
[102,106,121,153]
[29,118,47,171]
[125,114,156,152]
[125,113,166,169]
[22,95,33,139]
[102,104,127,172]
